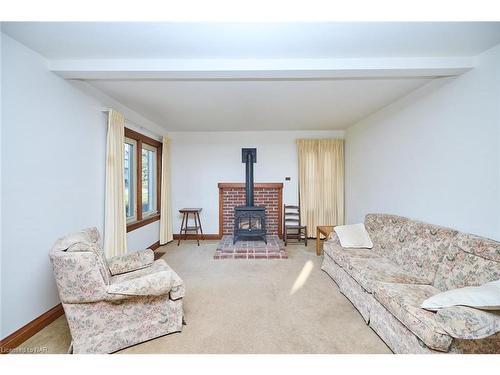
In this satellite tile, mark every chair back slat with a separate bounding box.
[283,204,307,246]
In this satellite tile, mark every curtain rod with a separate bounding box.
[101,108,162,140]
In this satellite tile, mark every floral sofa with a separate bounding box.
[321,214,500,354]
[49,228,185,354]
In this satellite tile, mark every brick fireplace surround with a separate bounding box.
[218,183,283,239]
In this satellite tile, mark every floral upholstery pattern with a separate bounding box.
[323,234,428,293]
[50,250,109,303]
[364,214,407,258]
[323,238,380,270]
[64,297,183,354]
[343,257,430,293]
[52,227,101,251]
[433,232,500,291]
[369,297,432,354]
[107,270,174,296]
[321,213,500,353]
[49,228,184,354]
[111,259,186,301]
[107,249,154,276]
[56,227,111,284]
[321,253,372,322]
[396,221,457,283]
[372,282,452,351]
[435,306,500,340]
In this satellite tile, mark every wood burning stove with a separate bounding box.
[233,148,267,244]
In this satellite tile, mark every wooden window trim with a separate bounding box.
[125,127,162,232]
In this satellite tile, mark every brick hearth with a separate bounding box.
[214,235,287,259]
[218,183,283,238]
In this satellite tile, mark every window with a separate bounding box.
[124,128,162,231]
[141,143,157,216]
[124,138,137,222]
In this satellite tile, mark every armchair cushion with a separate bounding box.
[107,270,173,297]
[108,249,154,276]
[110,259,186,300]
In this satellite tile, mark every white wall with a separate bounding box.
[0,34,162,338]
[0,29,3,338]
[345,43,500,240]
[170,130,344,234]
[127,221,160,251]
[1,34,106,338]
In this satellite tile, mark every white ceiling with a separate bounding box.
[3,22,500,59]
[88,78,432,131]
[3,22,499,132]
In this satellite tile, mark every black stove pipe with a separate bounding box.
[245,152,254,206]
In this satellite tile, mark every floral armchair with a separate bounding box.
[49,228,185,354]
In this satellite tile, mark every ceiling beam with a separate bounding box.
[49,57,476,80]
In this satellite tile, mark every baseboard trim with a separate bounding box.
[173,234,221,241]
[149,240,161,251]
[0,304,64,354]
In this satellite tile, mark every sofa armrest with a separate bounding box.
[106,270,173,297]
[107,249,154,275]
[326,231,341,245]
[436,306,500,340]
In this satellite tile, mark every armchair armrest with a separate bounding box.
[107,249,154,275]
[106,270,173,297]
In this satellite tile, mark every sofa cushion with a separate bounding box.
[343,257,430,293]
[364,214,407,258]
[435,306,500,340]
[323,238,379,271]
[433,232,500,292]
[372,282,453,351]
[396,221,457,283]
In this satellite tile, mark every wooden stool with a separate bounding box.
[178,208,204,246]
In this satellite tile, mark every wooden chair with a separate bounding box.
[283,204,307,246]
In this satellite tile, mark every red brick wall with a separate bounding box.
[219,184,283,237]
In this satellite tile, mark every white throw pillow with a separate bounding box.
[334,223,373,249]
[422,280,500,311]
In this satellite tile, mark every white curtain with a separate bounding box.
[104,109,128,257]
[297,139,344,237]
[160,136,173,244]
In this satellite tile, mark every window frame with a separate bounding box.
[141,142,158,218]
[124,137,138,223]
[124,127,162,232]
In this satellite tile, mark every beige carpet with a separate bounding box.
[16,240,390,354]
